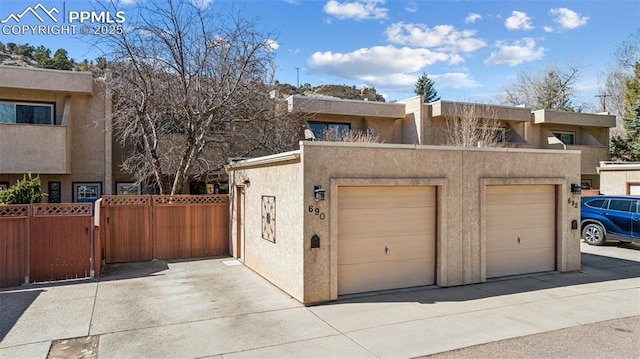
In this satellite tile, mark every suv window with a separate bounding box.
[608,199,633,212]
[586,199,607,209]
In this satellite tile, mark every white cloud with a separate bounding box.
[505,11,534,30]
[550,8,588,29]
[465,13,482,24]
[484,38,545,66]
[307,45,458,82]
[386,22,486,53]
[405,2,418,13]
[432,72,481,89]
[543,26,554,33]
[283,0,299,4]
[190,0,213,9]
[323,0,388,20]
[266,39,279,51]
[118,0,137,4]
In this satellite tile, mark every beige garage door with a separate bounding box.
[486,185,556,278]
[338,186,436,295]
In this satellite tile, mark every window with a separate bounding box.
[608,199,633,212]
[476,127,506,143]
[551,131,576,145]
[48,182,61,203]
[116,182,141,195]
[308,121,350,139]
[586,199,607,209]
[73,182,102,203]
[0,102,54,125]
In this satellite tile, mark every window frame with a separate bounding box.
[308,121,351,140]
[551,130,576,145]
[0,100,55,125]
[72,182,102,203]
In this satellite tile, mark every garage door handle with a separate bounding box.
[384,246,389,254]
[517,236,521,244]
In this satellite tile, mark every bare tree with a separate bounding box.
[599,29,640,124]
[445,102,503,147]
[103,0,300,194]
[498,63,581,111]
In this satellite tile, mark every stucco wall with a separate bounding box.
[0,70,110,201]
[228,158,305,301]
[599,168,640,195]
[298,142,581,303]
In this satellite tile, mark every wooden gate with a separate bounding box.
[29,204,92,282]
[0,205,29,287]
[101,196,152,263]
[153,195,229,259]
[100,195,229,263]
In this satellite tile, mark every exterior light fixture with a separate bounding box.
[571,184,581,195]
[314,186,325,201]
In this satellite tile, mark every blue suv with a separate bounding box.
[581,195,640,245]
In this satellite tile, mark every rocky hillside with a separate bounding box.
[0,52,37,67]
[275,83,386,102]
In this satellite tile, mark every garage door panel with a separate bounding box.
[486,185,556,278]
[485,229,555,252]
[338,186,436,210]
[339,207,436,238]
[486,204,555,229]
[486,247,556,278]
[338,258,436,295]
[338,235,436,264]
[486,185,555,204]
[338,185,436,295]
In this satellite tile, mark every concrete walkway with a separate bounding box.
[1,242,638,359]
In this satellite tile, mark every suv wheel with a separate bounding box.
[582,223,606,246]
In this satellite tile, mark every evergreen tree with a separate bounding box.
[15,43,34,58]
[414,73,440,103]
[33,45,51,68]
[50,49,73,70]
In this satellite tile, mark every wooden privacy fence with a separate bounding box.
[0,203,97,288]
[100,195,229,263]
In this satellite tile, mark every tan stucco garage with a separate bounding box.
[227,142,582,304]
[597,162,640,195]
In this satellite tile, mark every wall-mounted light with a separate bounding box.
[243,179,251,185]
[571,183,581,195]
[314,185,325,201]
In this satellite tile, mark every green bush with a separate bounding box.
[0,174,47,204]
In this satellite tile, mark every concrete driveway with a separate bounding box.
[1,242,639,359]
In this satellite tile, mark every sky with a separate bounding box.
[1,0,639,108]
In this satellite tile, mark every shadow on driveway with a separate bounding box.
[322,250,640,306]
[0,290,44,342]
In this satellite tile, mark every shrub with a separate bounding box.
[0,174,46,204]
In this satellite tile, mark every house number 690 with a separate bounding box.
[308,205,326,220]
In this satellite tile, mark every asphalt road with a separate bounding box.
[421,241,640,359]
[420,315,640,359]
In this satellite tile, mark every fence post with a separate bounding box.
[24,205,31,285]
